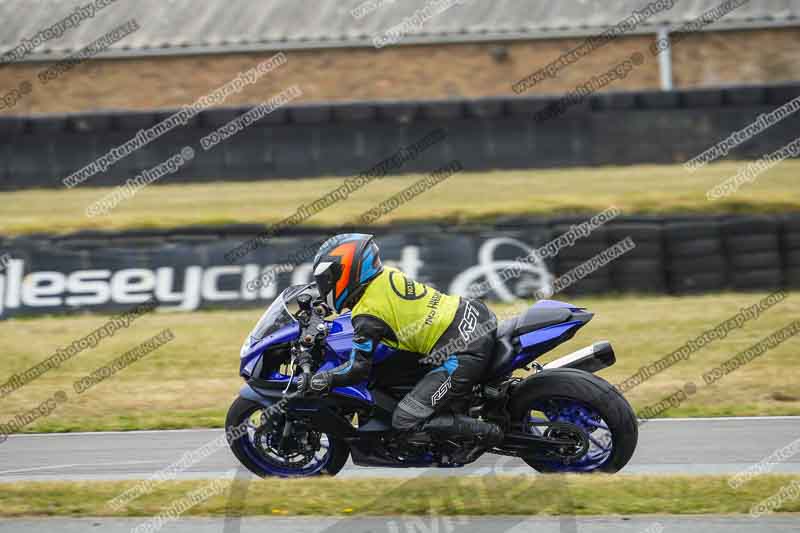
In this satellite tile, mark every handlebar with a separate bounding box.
[299,362,312,395]
[280,301,331,402]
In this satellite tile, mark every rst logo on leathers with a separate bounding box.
[431,376,452,406]
[458,301,479,342]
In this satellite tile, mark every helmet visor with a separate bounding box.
[313,260,341,310]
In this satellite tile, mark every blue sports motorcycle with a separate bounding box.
[227,283,638,477]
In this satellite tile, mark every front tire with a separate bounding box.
[508,368,638,473]
[225,396,350,478]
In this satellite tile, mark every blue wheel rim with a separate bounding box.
[524,397,613,472]
[240,404,334,477]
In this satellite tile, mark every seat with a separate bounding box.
[495,317,517,340]
[502,307,572,340]
[487,307,573,376]
[487,333,516,376]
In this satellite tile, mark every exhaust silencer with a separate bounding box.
[542,341,616,373]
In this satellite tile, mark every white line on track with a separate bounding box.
[644,416,800,422]
[7,428,221,438]
[0,460,163,475]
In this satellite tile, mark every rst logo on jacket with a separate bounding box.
[458,301,479,342]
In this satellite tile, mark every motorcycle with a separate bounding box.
[226,283,638,477]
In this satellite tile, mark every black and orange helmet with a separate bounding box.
[313,233,383,312]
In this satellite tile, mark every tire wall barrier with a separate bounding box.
[0,213,798,320]
[1,82,800,190]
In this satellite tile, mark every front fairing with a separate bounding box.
[239,321,299,377]
[239,309,378,403]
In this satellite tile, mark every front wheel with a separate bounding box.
[508,368,638,473]
[225,396,350,478]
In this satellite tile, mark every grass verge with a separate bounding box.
[2,160,799,235]
[0,291,798,434]
[1,475,798,517]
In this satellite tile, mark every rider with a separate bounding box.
[308,233,503,449]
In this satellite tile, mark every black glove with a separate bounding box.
[294,373,310,394]
[309,371,333,395]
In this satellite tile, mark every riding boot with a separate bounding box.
[422,413,504,446]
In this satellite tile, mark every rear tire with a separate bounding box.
[508,368,638,473]
[226,396,350,478]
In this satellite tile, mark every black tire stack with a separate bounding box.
[721,215,783,290]
[664,220,727,293]
[781,214,800,288]
[607,223,666,293]
[551,223,611,295]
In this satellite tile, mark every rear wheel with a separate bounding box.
[508,368,637,473]
[226,396,350,478]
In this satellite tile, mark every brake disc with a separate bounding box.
[253,421,321,471]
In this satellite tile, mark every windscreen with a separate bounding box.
[248,283,319,342]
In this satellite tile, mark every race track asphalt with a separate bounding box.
[1,416,799,482]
